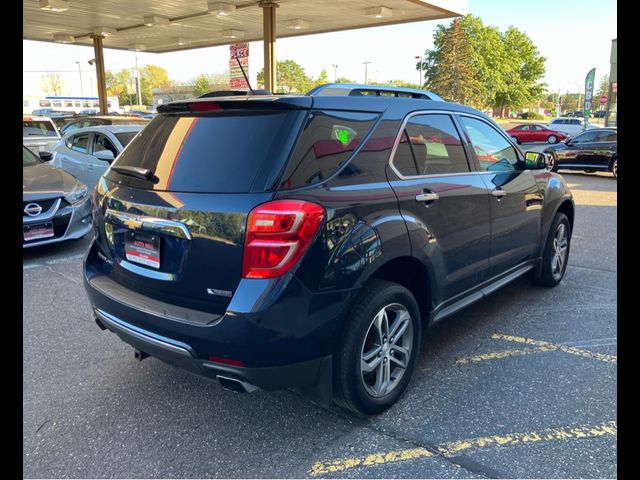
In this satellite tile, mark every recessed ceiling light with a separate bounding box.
[129,44,146,51]
[208,2,236,16]
[175,37,191,46]
[93,26,116,37]
[222,29,244,39]
[53,33,75,43]
[365,6,393,19]
[285,19,310,30]
[143,15,170,27]
[39,0,70,12]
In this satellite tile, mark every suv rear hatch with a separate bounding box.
[93,98,312,315]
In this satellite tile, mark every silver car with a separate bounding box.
[23,146,92,248]
[50,125,144,189]
[23,115,61,154]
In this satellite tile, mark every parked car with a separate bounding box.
[59,115,149,135]
[546,117,602,137]
[50,125,144,189]
[84,84,575,415]
[593,110,606,118]
[23,115,61,154]
[544,128,617,178]
[23,145,92,248]
[505,124,567,144]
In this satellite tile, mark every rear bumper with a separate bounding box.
[93,308,331,390]
[84,241,355,391]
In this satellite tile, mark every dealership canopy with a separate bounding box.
[24,0,466,112]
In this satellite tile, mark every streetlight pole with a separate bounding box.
[332,64,338,82]
[75,61,83,95]
[134,51,142,107]
[415,55,423,86]
[363,61,371,84]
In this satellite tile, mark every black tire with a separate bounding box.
[584,170,596,173]
[530,212,571,287]
[511,136,520,144]
[611,157,617,179]
[547,135,558,144]
[547,151,559,172]
[333,279,421,415]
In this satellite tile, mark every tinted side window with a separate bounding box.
[573,131,599,143]
[602,132,617,142]
[394,114,469,176]
[279,110,378,189]
[93,134,117,156]
[459,116,519,171]
[70,134,90,154]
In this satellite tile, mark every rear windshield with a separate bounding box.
[107,110,302,193]
[23,120,57,137]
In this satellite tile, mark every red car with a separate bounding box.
[505,124,567,144]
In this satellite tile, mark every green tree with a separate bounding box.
[596,74,609,100]
[422,18,481,105]
[420,14,546,114]
[257,59,312,93]
[192,73,210,97]
[106,69,132,106]
[335,76,356,84]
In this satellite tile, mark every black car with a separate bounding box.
[545,128,617,178]
[84,83,575,415]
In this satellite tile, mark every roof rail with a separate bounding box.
[306,83,443,101]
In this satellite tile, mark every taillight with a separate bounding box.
[242,200,325,279]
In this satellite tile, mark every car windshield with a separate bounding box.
[23,146,41,167]
[23,120,58,137]
[115,132,139,147]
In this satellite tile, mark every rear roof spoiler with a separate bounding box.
[306,83,443,101]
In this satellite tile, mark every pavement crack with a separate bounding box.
[44,265,81,285]
[35,419,53,434]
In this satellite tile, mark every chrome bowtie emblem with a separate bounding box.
[24,203,43,217]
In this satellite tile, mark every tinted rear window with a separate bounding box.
[107,111,302,193]
[23,120,57,137]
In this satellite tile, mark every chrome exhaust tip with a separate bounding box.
[216,375,259,393]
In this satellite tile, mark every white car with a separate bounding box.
[23,115,61,153]
[50,125,144,189]
[546,117,602,137]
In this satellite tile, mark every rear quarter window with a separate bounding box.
[278,110,378,189]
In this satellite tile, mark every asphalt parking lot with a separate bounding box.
[23,166,617,478]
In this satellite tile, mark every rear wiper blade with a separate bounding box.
[110,165,155,182]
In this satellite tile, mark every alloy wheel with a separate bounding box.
[551,223,568,281]
[360,303,413,398]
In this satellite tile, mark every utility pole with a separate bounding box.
[415,55,423,86]
[134,51,142,107]
[332,64,338,82]
[363,61,371,84]
[75,61,84,95]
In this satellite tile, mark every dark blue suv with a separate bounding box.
[84,84,575,414]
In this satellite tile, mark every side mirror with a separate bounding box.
[94,149,115,163]
[524,151,548,170]
[39,151,53,162]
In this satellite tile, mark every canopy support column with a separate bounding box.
[260,1,278,92]
[91,35,108,114]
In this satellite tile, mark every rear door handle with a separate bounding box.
[491,189,507,198]
[415,192,439,203]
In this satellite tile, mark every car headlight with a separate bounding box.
[65,183,88,204]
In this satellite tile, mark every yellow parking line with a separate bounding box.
[309,420,617,476]
[455,346,554,364]
[492,333,617,364]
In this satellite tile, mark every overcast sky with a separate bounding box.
[23,0,617,98]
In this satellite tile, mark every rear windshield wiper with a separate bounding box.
[110,165,155,182]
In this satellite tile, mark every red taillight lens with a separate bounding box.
[242,200,324,279]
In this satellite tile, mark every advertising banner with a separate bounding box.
[229,43,250,89]
[583,68,596,127]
